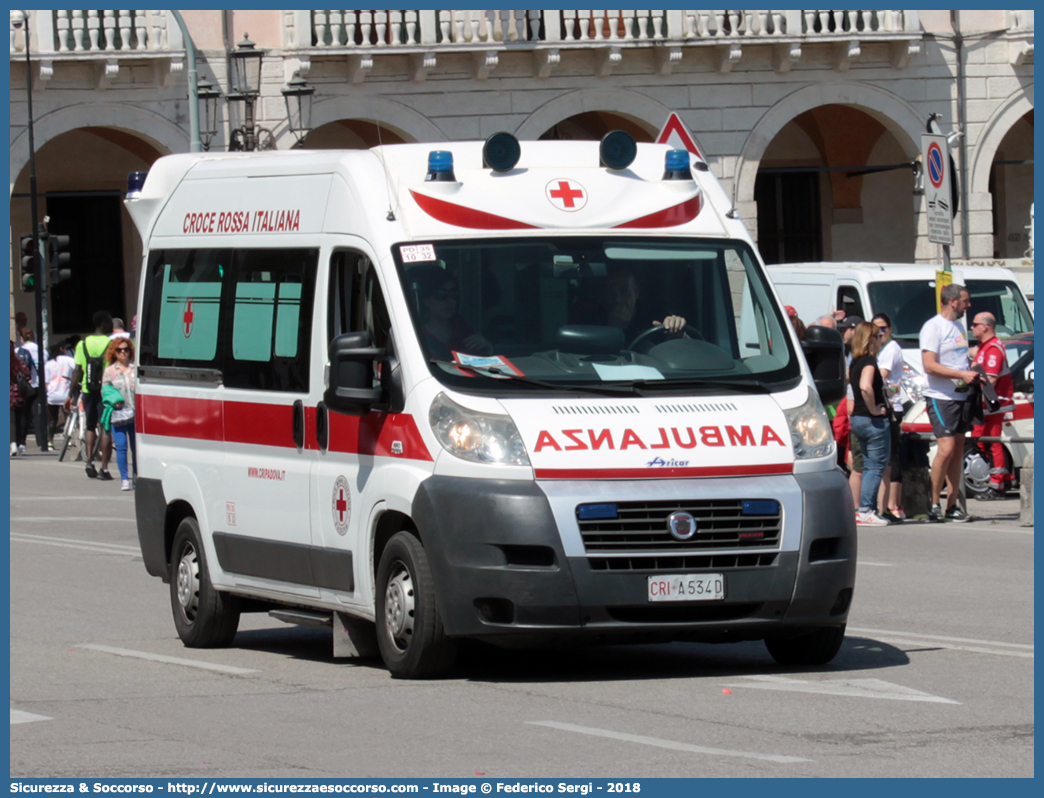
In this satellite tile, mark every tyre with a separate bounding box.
[169,517,241,647]
[375,531,458,679]
[57,409,76,462]
[963,439,1012,497]
[765,624,846,666]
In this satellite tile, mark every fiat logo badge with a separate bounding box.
[667,511,697,541]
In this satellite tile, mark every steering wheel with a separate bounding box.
[627,324,703,353]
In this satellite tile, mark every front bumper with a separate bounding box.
[410,469,856,644]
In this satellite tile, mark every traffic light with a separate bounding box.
[19,234,36,293]
[47,233,71,285]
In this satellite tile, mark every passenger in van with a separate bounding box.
[410,264,494,360]
[849,322,891,527]
[571,263,687,339]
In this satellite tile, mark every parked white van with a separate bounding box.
[766,262,1034,405]
[128,134,853,678]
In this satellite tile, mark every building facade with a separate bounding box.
[9,9,1034,336]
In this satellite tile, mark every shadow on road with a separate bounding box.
[228,625,912,682]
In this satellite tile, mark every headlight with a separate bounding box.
[429,392,530,466]
[783,387,835,460]
[900,362,925,403]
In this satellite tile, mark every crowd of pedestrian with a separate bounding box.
[10,309,137,491]
[797,279,1003,527]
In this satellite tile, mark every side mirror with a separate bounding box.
[324,331,386,416]
[801,325,846,406]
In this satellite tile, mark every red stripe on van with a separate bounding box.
[326,411,433,460]
[139,393,223,440]
[614,195,702,229]
[410,190,539,230]
[534,463,793,480]
[139,394,432,461]
[225,401,297,448]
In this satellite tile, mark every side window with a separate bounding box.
[327,251,362,342]
[224,248,318,392]
[837,285,865,320]
[140,249,230,368]
[351,261,392,350]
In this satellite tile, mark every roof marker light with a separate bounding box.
[126,171,148,198]
[426,151,456,182]
[663,149,693,181]
[599,130,637,170]
[483,132,521,172]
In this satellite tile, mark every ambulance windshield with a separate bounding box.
[394,237,800,394]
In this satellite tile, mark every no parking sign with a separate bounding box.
[922,133,954,246]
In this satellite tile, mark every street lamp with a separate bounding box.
[227,34,273,151]
[196,78,222,152]
[281,76,315,148]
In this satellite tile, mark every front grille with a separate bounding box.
[577,499,782,554]
[588,553,778,572]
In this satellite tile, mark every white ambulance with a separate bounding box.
[128,133,854,678]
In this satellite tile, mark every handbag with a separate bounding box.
[16,372,35,400]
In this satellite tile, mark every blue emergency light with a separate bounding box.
[577,503,619,521]
[663,149,693,181]
[426,151,456,182]
[126,170,148,198]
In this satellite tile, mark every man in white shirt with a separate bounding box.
[919,283,978,522]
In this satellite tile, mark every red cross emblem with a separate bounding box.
[332,475,351,535]
[183,298,195,338]
[546,179,587,212]
[335,489,348,523]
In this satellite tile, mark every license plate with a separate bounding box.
[648,573,725,602]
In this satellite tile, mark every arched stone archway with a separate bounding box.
[735,82,924,212]
[306,95,445,146]
[515,88,669,141]
[970,87,1033,193]
[10,103,184,194]
[10,116,180,332]
[972,91,1034,258]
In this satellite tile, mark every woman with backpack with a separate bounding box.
[10,340,31,457]
[13,328,39,455]
[64,311,115,480]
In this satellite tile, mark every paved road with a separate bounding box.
[9,451,1034,778]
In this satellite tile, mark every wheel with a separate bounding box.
[375,531,458,679]
[169,517,240,647]
[627,323,703,353]
[963,439,1012,497]
[765,624,846,666]
[57,408,77,462]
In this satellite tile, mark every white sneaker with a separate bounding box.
[17,444,26,456]
[856,510,889,527]
[10,442,17,457]
[120,479,132,491]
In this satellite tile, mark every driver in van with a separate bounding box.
[410,263,494,360]
[571,263,687,338]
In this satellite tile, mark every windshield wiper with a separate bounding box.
[428,360,639,396]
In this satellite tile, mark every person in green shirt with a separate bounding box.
[64,311,115,480]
